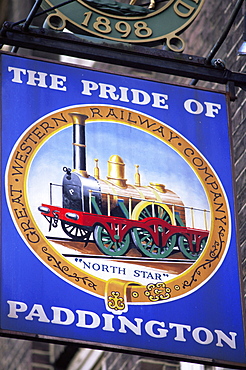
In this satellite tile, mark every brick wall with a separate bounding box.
[0,339,66,370]
[31,342,59,370]
[0,338,32,370]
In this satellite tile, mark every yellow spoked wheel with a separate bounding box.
[131,202,176,258]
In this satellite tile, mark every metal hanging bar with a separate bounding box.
[1,22,246,94]
[22,0,44,31]
[190,0,244,85]
[11,0,43,53]
[10,0,76,28]
[1,22,246,91]
[0,0,76,51]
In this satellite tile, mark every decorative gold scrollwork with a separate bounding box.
[108,291,125,311]
[144,282,171,301]
[132,291,139,298]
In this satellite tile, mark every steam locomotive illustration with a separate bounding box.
[39,113,209,260]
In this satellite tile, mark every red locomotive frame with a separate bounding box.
[39,201,209,259]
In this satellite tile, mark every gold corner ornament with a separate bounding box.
[144,282,171,301]
[41,0,204,50]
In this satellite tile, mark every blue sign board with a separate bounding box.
[0,52,245,368]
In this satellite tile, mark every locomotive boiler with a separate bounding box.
[39,113,209,260]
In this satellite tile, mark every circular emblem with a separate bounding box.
[6,105,231,314]
[42,0,204,50]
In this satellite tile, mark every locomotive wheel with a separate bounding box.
[131,201,175,224]
[131,202,176,258]
[61,221,91,242]
[94,225,130,256]
[132,228,175,258]
[178,235,207,260]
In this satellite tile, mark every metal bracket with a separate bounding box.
[227,81,237,102]
[1,23,246,91]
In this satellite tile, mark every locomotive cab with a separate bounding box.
[62,167,101,213]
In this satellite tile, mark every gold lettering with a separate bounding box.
[26,231,40,243]
[93,16,111,34]
[14,207,28,219]
[134,21,152,38]
[174,0,195,17]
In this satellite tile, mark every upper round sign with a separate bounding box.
[41,0,204,50]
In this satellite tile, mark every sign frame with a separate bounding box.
[0,51,245,369]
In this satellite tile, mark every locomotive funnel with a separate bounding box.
[69,113,88,177]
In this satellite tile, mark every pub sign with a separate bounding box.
[0,52,245,368]
[41,0,204,51]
